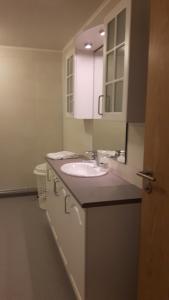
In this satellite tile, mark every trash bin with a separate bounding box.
[33,163,47,210]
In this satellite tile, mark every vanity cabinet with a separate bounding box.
[103,0,149,121]
[46,166,85,299]
[46,163,140,300]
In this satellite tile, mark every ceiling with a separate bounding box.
[0,0,104,50]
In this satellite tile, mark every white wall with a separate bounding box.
[0,47,62,190]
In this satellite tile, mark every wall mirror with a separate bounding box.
[92,118,127,163]
[93,46,127,164]
[75,26,128,164]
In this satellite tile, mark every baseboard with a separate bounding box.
[0,188,38,198]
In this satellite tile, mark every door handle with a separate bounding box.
[98,95,104,116]
[136,170,156,193]
[136,171,156,181]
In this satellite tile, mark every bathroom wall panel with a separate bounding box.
[0,47,63,190]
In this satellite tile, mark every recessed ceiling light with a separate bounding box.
[84,43,92,49]
[99,30,105,36]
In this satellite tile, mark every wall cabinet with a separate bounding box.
[65,24,105,119]
[46,164,140,300]
[65,0,149,122]
[103,0,149,121]
[66,50,95,119]
[103,2,127,120]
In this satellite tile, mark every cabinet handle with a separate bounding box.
[53,178,60,196]
[98,95,104,116]
[72,205,82,226]
[64,195,71,214]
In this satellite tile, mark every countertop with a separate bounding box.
[46,158,142,208]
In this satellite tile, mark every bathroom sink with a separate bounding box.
[60,162,108,177]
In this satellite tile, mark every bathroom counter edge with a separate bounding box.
[46,158,142,208]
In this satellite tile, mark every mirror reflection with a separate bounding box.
[93,45,127,164]
[92,119,127,163]
[75,25,128,164]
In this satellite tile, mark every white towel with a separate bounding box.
[46,151,78,160]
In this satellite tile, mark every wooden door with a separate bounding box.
[138,0,169,299]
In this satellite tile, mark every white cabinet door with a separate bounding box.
[66,54,74,116]
[65,50,95,120]
[103,0,149,122]
[103,0,130,121]
[66,193,85,300]
[46,166,85,300]
[93,47,104,119]
[46,167,69,265]
[58,185,86,300]
[46,168,56,226]
[74,50,94,119]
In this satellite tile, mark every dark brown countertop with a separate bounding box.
[46,158,142,208]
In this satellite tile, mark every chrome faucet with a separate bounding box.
[84,150,109,168]
[84,150,99,164]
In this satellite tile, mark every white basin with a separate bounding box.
[60,162,108,177]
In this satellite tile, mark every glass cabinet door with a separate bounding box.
[66,55,74,114]
[104,7,127,117]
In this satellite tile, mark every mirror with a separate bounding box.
[93,46,127,164]
[92,119,127,163]
[75,26,127,164]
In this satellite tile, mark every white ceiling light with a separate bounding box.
[99,30,105,36]
[84,42,93,49]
